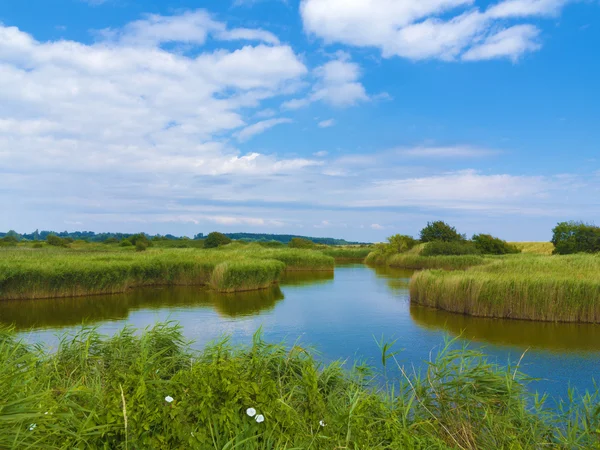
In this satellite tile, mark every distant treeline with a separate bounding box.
[0,230,366,246]
[223,233,365,245]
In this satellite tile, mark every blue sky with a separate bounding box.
[1,0,598,241]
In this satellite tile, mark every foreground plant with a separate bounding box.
[1,323,599,449]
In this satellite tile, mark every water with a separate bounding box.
[3,264,599,400]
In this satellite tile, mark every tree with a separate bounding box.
[46,234,67,247]
[472,234,520,255]
[419,221,465,243]
[551,221,600,254]
[386,234,417,253]
[288,237,314,249]
[204,232,232,249]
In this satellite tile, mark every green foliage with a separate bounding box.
[419,221,465,243]
[204,232,232,249]
[1,323,599,449]
[410,254,600,322]
[320,247,372,261]
[46,234,68,247]
[421,240,481,256]
[103,237,119,244]
[386,234,418,253]
[551,221,600,254]
[32,242,43,249]
[387,254,487,271]
[209,260,285,292]
[135,241,148,252]
[0,236,18,247]
[472,234,520,255]
[288,237,315,249]
[120,239,133,247]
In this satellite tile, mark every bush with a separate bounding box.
[120,239,133,247]
[472,234,520,255]
[420,221,465,243]
[103,237,119,244]
[204,232,232,249]
[288,237,315,249]
[387,234,418,253]
[135,241,148,252]
[46,235,68,247]
[32,242,43,249]
[0,236,18,247]
[552,221,600,255]
[130,233,153,247]
[421,240,481,256]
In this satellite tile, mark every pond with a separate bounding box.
[3,264,599,400]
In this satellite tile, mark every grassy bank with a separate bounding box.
[320,246,373,262]
[2,323,599,449]
[510,242,554,255]
[0,246,333,300]
[410,254,600,322]
[386,254,488,270]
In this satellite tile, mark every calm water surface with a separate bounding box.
[4,264,599,399]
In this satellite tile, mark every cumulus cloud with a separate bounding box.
[282,54,368,109]
[300,0,573,61]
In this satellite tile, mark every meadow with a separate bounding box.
[0,244,335,300]
[2,322,599,450]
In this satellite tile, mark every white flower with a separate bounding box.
[246,407,256,417]
[165,396,174,403]
[29,423,37,431]
[255,414,265,423]
[319,420,326,427]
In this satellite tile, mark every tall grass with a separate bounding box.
[320,247,373,261]
[387,254,488,270]
[0,246,333,300]
[410,254,600,322]
[510,242,555,255]
[2,323,599,449]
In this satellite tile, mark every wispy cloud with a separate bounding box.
[318,119,336,128]
[236,118,293,142]
[398,145,499,158]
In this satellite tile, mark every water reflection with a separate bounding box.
[280,270,334,286]
[0,286,284,330]
[410,304,600,353]
[368,264,413,293]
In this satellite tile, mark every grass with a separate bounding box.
[509,242,555,255]
[0,246,334,300]
[386,254,488,271]
[319,246,373,261]
[410,254,600,322]
[2,322,600,449]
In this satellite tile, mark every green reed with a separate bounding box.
[1,323,599,449]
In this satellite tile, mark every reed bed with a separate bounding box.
[320,247,373,261]
[0,246,333,300]
[2,323,599,449]
[387,254,488,270]
[410,254,600,322]
[509,242,555,255]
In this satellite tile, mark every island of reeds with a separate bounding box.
[2,322,599,449]
[365,221,600,323]
[0,232,374,300]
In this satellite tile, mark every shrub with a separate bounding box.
[120,239,133,247]
[0,236,18,247]
[130,233,153,247]
[420,221,465,243]
[32,242,43,249]
[472,234,520,255]
[288,237,315,249]
[46,235,68,247]
[552,221,600,254]
[204,232,232,249]
[387,234,418,253]
[103,237,119,244]
[136,241,148,252]
[421,240,481,256]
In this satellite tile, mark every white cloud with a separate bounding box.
[283,54,368,109]
[301,0,573,61]
[314,151,328,157]
[371,223,384,230]
[318,119,336,128]
[236,118,293,141]
[102,10,279,47]
[462,25,541,61]
[399,145,498,157]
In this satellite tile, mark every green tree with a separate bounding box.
[204,232,232,249]
[472,234,520,255]
[46,235,67,247]
[419,221,465,243]
[551,221,600,254]
[386,234,417,253]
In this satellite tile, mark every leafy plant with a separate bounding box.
[204,232,232,249]
[551,221,600,254]
[472,234,520,255]
[421,240,480,256]
[420,221,465,243]
[288,237,315,249]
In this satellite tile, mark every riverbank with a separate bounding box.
[0,246,334,300]
[2,323,598,449]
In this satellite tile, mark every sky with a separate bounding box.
[0,0,599,242]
